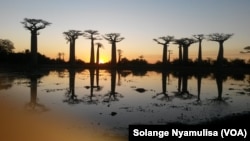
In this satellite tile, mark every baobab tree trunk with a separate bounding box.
[178,45,182,63]
[31,31,38,66]
[183,46,189,64]
[198,41,202,63]
[162,44,167,65]
[90,39,95,65]
[217,41,224,65]
[111,42,117,66]
[69,40,75,65]
[96,47,100,65]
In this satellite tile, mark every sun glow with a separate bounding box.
[99,59,105,64]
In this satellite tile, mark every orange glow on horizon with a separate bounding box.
[99,59,105,64]
[98,56,109,64]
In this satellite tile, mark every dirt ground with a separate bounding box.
[0,98,127,141]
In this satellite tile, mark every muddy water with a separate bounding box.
[0,69,250,136]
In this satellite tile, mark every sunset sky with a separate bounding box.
[0,0,249,63]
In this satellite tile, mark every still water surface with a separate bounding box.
[0,69,250,135]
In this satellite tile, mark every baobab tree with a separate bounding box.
[21,18,51,66]
[103,33,124,66]
[153,36,174,65]
[181,38,197,64]
[174,38,185,63]
[63,30,83,65]
[96,42,103,65]
[193,34,205,64]
[84,30,101,65]
[207,33,233,65]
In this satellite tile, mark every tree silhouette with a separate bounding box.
[96,42,103,65]
[193,34,205,64]
[84,30,101,65]
[0,39,15,54]
[207,33,233,66]
[83,69,99,104]
[25,74,48,112]
[181,38,197,64]
[174,38,185,63]
[153,36,174,65]
[103,33,124,66]
[175,72,195,100]
[63,30,83,66]
[152,71,173,101]
[64,69,81,104]
[21,18,51,66]
[103,69,123,105]
[240,46,250,54]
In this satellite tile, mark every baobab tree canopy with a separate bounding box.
[181,38,197,46]
[63,30,83,65]
[83,30,101,40]
[207,33,233,42]
[63,30,83,42]
[153,36,174,45]
[83,30,101,65]
[103,33,124,43]
[103,33,124,66]
[193,34,205,41]
[21,18,51,32]
[153,36,174,65]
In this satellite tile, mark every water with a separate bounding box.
[0,68,250,135]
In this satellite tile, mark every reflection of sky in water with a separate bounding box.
[0,70,250,135]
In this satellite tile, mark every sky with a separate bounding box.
[0,0,250,63]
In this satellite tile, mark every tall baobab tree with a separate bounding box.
[103,33,124,66]
[96,42,103,65]
[207,33,233,65]
[63,30,83,65]
[84,30,101,65]
[181,38,197,64]
[193,34,205,64]
[21,18,51,66]
[153,36,174,65]
[174,38,185,63]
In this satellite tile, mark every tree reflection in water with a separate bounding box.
[211,71,229,104]
[174,72,196,100]
[103,69,123,106]
[25,73,48,113]
[64,69,82,104]
[83,69,100,105]
[153,71,174,101]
